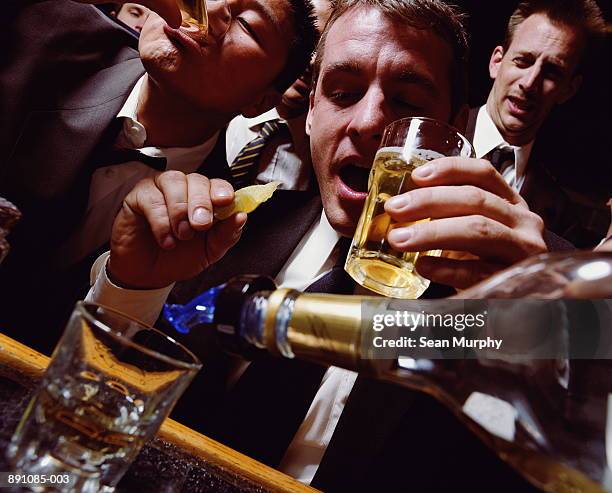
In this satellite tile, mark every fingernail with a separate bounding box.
[413,164,433,178]
[388,227,413,244]
[236,212,247,225]
[161,235,176,250]
[177,220,194,240]
[386,195,410,210]
[192,207,211,225]
[215,188,233,199]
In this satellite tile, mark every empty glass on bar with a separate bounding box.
[345,117,474,299]
[7,302,201,493]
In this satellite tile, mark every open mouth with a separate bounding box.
[339,164,371,194]
[508,96,535,113]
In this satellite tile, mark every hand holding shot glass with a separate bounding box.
[345,117,474,299]
[7,302,201,493]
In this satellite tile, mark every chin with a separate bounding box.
[323,203,360,238]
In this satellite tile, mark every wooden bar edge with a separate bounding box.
[0,332,318,493]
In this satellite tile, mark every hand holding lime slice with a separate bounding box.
[214,181,280,221]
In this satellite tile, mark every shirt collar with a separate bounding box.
[474,105,534,184]
[115,75,219,173]
[244,108,284,131]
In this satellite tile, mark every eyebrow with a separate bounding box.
[322,61,364,78]
[251,0,283,37]
[322,61,439,96]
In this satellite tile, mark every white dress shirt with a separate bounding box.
[86,211,362,485]
[226,109,311,191]
[59,76,218,267]
[473,105,534,192]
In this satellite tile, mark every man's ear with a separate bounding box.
[305,90,315,137]
[489,46,505,80]
[451,104,470,136]
[240,90,282,118]
[559,74,583,104]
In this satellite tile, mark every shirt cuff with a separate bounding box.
[85,252,175,326]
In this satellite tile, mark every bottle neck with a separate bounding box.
[239,288,374,371]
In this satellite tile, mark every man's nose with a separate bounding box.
[346,89,389,148]
[519,64,543,94]
[207,0,231,41]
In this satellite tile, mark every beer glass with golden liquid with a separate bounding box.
[345,117,474,299]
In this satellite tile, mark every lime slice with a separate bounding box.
[214,181,280,220]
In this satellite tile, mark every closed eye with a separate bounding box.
[237,16,260,45]
[330,91,361,105]
[395,99,422,111]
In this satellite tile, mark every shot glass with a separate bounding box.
[7,302,202,493]
[345,117,474,299]
[178,0,230,37]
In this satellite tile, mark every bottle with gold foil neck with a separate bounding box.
[164,253,612,493]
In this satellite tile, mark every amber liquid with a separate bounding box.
[8,376,150,489]
[345,147,443,299]
[179,0,208,30]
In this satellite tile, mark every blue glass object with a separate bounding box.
[163,284,225,333]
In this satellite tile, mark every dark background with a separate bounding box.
[458,0,611,197]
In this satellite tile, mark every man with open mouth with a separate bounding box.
[466,0,605,246]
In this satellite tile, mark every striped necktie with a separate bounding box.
[231,120,284,189]
[487,144,517,190]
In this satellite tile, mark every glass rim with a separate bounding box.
[76,301,202,371]
[383,116,473,148]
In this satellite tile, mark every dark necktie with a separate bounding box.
[487,144,516,189]
[230,120,285,189]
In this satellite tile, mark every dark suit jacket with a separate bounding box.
[466,107,596,248]
[0,0,145,352]
[0,0,229,353]
[168,189,544,493]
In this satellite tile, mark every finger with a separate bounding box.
[386,215,532,262]
[155,171,192,240]
[129,178,176,249]
[209,179,235,207]
[415,255,504,290]
[205,213,248,265]
[139,0,182,28]
[186,174,214,231]
[385,185,518,227]
[411,157,519,203]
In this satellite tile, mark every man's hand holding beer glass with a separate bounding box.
[384,154,547,289]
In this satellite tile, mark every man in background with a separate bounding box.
[466,0,605,245]
[110,2,151,33]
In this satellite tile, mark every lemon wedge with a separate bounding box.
[214,181,280,221]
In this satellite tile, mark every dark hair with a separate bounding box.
[272,0,319,93]
[503,0,605,72]
[311,0,469,117]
